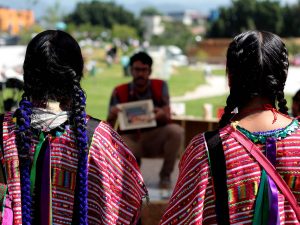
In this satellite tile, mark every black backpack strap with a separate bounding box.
[204,130,230,225]
[72,116,100,224]
[87,116,101,147]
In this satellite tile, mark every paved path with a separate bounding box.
[171,75,229,102]
[170,66,300,103]
[140,158,179,200]
[285,67,300,95]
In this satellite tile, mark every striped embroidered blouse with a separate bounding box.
[1,112,147,225]
[159,123,300,225]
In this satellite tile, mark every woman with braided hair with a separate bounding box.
[160,30,300,224]
[0,30,147,225]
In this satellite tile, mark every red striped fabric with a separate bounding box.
[160,125,300,225]
[1,112,147,225]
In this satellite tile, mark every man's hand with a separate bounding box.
[110,106,121,119]
[107,106,121,126]
[154,106,171,123]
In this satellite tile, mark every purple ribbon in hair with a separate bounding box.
[40,137,51,225]
[266,137,280,225]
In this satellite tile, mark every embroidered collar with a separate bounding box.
[236,119,299,143]
[31,120,70,138]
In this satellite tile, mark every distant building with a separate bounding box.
[167,9,207,35]
[0,7,35,35]
[142,15,165,41]
[167,10,205,26]
[141,10,207,41]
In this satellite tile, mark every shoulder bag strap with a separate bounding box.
[116,83,129,103]
[204,130,230,225]
[150,79,163,104]
[231,130,300,221]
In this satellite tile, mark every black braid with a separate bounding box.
[226,32,263,106]
[225,30,290,120]
[277,91,289,115]
[276,44,289,114]
[219,94,236,128]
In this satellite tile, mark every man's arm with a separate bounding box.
[154,105,171,123]
[154,81,171,124]
[106,89,120,127]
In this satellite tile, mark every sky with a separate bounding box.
[0,0,298,18]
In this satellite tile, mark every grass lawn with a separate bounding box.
[212,69,226,76]
[82,64,131,120]
[168,67,205,96]
[183,95,228,118]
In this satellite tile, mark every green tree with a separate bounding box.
[42,0,65,29]
[18,24,44,44]
[111,24,138,41]
[140,7,162,16]
[281,1,300,37]
[150,22,194,52]
[254,0,282,34]
[66,23,105,40]
[65,1,139,29]
[207,0,283,37]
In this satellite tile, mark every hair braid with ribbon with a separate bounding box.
[276,44,289,115]
[220,30,289,127]
[219,94,236,128]
[14,30,87,224]
[14,94,33,225]
[71,71,88,225]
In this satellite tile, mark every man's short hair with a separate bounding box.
[129,51,153,67]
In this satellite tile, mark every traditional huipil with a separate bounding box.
[0,112,147,224]
[160,120,300,225]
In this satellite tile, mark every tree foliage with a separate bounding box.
[65,1,139,29]
[281,2,300,37]
[112,24,138,41]
[150,22,194,52]
[18,24,45,44]
[42,0,65,29]
[66,23,105,40]
[140,7,162,16]
[207,0,286,37]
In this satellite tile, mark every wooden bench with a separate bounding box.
[171,116,219,147]
[141,199,168,225]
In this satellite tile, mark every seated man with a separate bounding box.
[107,51,184,189]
